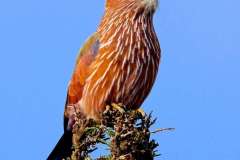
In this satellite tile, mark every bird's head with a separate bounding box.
[105,0,158,14]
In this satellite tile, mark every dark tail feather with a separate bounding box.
[47,131,72,160]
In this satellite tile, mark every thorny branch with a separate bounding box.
[64,104,173,160]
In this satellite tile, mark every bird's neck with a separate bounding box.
[97,3,154,43]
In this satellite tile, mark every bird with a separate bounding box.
[48,0,161,159]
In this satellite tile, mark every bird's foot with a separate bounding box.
[136,108,145,116]
[111,103,125,113]
[109,103,145,116]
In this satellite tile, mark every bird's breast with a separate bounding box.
[80,39,159,119]
[80,18,160,119]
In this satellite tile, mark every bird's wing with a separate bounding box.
[64,33,100,130]
[48,33,100,159]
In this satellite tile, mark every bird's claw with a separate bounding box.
[111,103,125,113]
[136,108,145,116]
[109,103,145,116]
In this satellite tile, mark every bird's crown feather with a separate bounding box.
[106,0,158,12]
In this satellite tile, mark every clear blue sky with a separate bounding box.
[0,0,240,159]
